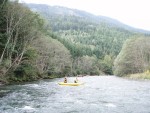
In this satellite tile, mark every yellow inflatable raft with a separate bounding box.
[58,82,84,86]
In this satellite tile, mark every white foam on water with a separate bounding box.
[22,106,35,110]
[75,100,84,104]
[105,103,117,108]
[0,90,10,93]
[91,103,98,106]
[30,84,39,88]
[65,106,71,109]
[23,84,39,88]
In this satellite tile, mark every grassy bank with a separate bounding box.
[127,70,150,80]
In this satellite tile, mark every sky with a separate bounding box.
[20,0,150,31]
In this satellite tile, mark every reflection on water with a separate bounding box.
[0,76,150,113]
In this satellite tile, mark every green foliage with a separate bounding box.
[23,48,37,61]
[0,2,43,64]
[73,55,101,75]
[1,2,150,84]
[99,55,114,75]
[128,70,150,79]
[10,63,38,82]
[62,66,71,76]
[0,1,50,83]
[27,4,150,76]
[29,4,139,59]
[114,36,150,76]
[0,0,7,54]
[8,47,39,82]
[32,35,72,77]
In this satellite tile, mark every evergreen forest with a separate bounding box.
[0,1,150,84]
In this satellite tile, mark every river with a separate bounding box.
[0,76,150,113]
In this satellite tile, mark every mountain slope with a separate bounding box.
[27,4,150,33]
[27,4,150,58]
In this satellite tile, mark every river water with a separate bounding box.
[0,76,150,113]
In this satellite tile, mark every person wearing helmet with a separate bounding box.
[74,77,78,83]
[64,77,67,83]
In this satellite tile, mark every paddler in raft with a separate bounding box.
[64,77,67,83]
[74,77,78,83]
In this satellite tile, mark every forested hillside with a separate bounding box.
[27,4,150,75]
[28,4,137,58]
[0,1,72,83]
[0,1,150,84]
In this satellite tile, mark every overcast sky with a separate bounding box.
[20,0,150,31]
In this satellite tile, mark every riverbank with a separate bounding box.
[0,74,60,86]
[0,78,8,86]
[127,71,150,80]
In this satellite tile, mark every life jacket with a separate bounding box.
[64,78,67,83]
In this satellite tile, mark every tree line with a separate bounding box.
[114,36,150,76]
[1,1,150,84]
[28,4,150,78]
[0,1,72,83]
